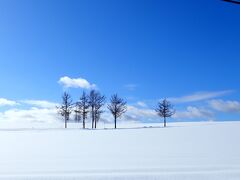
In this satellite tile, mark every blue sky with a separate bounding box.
[0,0,240,123]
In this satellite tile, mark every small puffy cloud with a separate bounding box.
[173,106,214,119]
[209,99,240,113]
[0,98,19,106]
[22,100,59,109]
[169,90,233,103]
[58,76,96,89]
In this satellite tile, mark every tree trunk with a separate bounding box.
[65,117,67,129]
[91,107,94,129]
[83,117,85,129]
[164,117,166,127]
[114,115,117,129]
[95,117,97,129]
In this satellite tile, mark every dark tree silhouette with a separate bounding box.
[155,99,175,127]
[88,90,105,129]
[108,94,127,129]
[75,91,90,129]
[222,0,240,4]
[57,92,73,128]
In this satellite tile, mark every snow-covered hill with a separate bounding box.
[0,121,240,179]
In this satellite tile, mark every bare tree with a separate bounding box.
[75,91,90,129]
[88,90,105,129]
[57,92,73,128]
[155,99,175,127]
[108,94,127,129]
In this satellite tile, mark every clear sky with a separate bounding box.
[0,0,240,123]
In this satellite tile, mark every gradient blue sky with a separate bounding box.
[0,0,240,123]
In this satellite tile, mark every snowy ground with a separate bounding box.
[0,121,240,179]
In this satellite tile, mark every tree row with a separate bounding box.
[57,90,175,129]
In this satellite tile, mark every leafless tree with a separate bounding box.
[155,99,175,127]
[108,94,127,129]
[88,90,105,129]
[75,91,90,129]
[57,92,73,128]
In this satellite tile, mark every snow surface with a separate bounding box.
[0,121,240,179]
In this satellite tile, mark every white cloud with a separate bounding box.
[58,76,96,89]
[169,90,233,103]
[22,100,59,109]
[0,107,59,123]
[0,98,18,106]
[0,99,61,124]
[209,99,240,113]
[123,105,158,122]
[127,105,157,118]
[100,105,158,123]
[105,104,214,123]
[173,106,214,119]
[136,101,147,107]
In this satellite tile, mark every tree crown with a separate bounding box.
[108,94,127,118]
[155,99,175,118]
